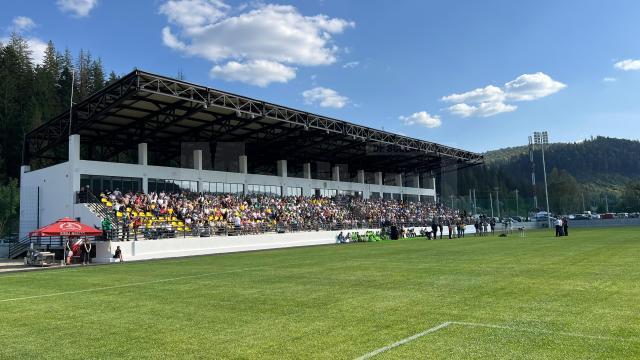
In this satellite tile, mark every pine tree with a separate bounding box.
[106,70,119,86]
[90,57,105,93]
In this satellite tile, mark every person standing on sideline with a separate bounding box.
[82,239,92,265]
[438,219,444,239]
[563,217,569,236]
[555,218,563,237]
[431,218,438,240]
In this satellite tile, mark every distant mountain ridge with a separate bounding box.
[445,137,640,214]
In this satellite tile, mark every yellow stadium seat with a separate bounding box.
[116,212,123,218]
[101,198,107,203]
[146,212,152,217]
[106,202,113,207]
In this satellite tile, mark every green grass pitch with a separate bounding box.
[1,227,639,359]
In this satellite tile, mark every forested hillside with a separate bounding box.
[443,137,640,216]
[0,33,118,236]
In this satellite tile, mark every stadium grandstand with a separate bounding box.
[17,70,482,262]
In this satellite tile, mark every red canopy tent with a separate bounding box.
[29,217,102,237]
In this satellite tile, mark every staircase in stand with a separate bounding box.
[8,236,31,259]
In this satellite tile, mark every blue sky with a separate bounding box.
[2,0,640,153]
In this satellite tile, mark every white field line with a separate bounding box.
[450,321,639,342]
[354,322,452,360]
[0,266,271,303]
[356,321,639,359]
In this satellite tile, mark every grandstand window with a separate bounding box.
[202,182,244,195]
[287,187,303,196]
[382,192,392,200]
[404,194,419,202]
[248,184,282,196]
[421,195,435,203]
[149,178,198,193]
[80,175,141,195]
[369,192,381,200]
[315,189,337,197]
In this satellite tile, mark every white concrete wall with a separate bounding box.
[19,162,74,239]
[93,225,476,263]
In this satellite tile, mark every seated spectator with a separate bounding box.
[113,245,123,262]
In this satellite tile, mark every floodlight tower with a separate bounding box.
[534,131,551,229]
[528,136,538,209]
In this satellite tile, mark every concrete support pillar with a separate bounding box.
[375,171,383,186]
[69,134,81,163]
[142,177,148,193]
[432,177,436,190]
[138,143,148,166]
[277,160,287,177]
[395,173,403,187]
[357,170,365,184]
[239,155,248,174]
[332,166,340,182]
[193,150,203,171]
[303,163,312,179]
[69,134,81,217]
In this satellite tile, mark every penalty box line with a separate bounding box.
[356,321,639,359]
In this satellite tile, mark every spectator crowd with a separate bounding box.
[97,190,469,240]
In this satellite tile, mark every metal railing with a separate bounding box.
[101,219,446,242]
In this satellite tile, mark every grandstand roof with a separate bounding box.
[23,70,483,173]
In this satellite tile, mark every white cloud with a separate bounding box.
[160,1,354,86]
[302,87,349,108]
[11,16,36,32]
[441,85,505,104]
[57,0,98,17]
[448,102,517,118]
[0,36,47,65]
[603,77,617,82]
[442,72,565,118]
[504,72,566,101]
[160,0,229,29]
[210,60,295,87]
[27,37,47,65]
[342,61,359,69]
[399,111,442,128]
[614,59,640,71]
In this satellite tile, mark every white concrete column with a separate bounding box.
[69,134,81,163]
[395,173,403,187]
[138,143,148,166]
[375,171,383,198]
[193,150,203,171]
[69,134,81,217]
[375,171,383,186]
[332,166,340,182]
[277,160,287,177]
[357,170,365,184]
[432,177,436,190]
[239,155,248,174]
[142,177,148,193]
[303,163,312,179]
